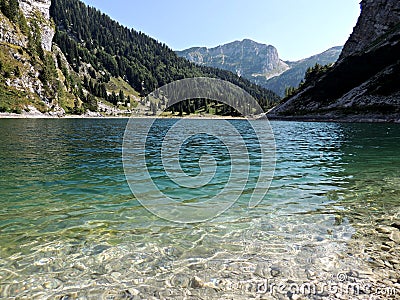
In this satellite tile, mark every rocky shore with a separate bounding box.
[267,114,400,124]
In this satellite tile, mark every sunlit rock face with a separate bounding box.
[0,13,27,47]
[340,0,400,59]
[19,0,54,51]
[177,39,289,80]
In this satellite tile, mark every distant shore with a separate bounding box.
[0,112,249,120]
[0,113,400,124]
[3,111,400,123]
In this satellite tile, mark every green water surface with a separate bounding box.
[0,119,399,299]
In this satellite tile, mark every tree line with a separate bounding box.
[284,63,334,98]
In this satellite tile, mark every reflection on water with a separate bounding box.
[0,119,399,299]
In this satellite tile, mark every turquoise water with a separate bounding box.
[0,119,399,299]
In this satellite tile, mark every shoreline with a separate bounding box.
[2,111,400,123]
[0,112,248,120]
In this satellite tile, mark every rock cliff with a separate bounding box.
[268,0,400,122]
[177,39,289,81]
[0,0,65,115]
[19,0,54,51]
[340,0,400,59]
[0,12,27,47]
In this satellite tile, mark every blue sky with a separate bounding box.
[81,0,360,61]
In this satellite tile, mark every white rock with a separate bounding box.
[18,0,55,51]
[389,230,400,243]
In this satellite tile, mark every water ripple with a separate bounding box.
[0,119,399,298]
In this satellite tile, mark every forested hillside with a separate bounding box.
[50,0,280,114]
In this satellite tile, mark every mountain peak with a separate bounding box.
[177,41,342,97]
[176,39,289,80]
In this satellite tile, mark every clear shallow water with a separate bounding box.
[0,119,399,299]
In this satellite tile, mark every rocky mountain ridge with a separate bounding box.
[268,0,400,122]
[177,39,289,81]
[264,46,342,97]
[177,40,342,97]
